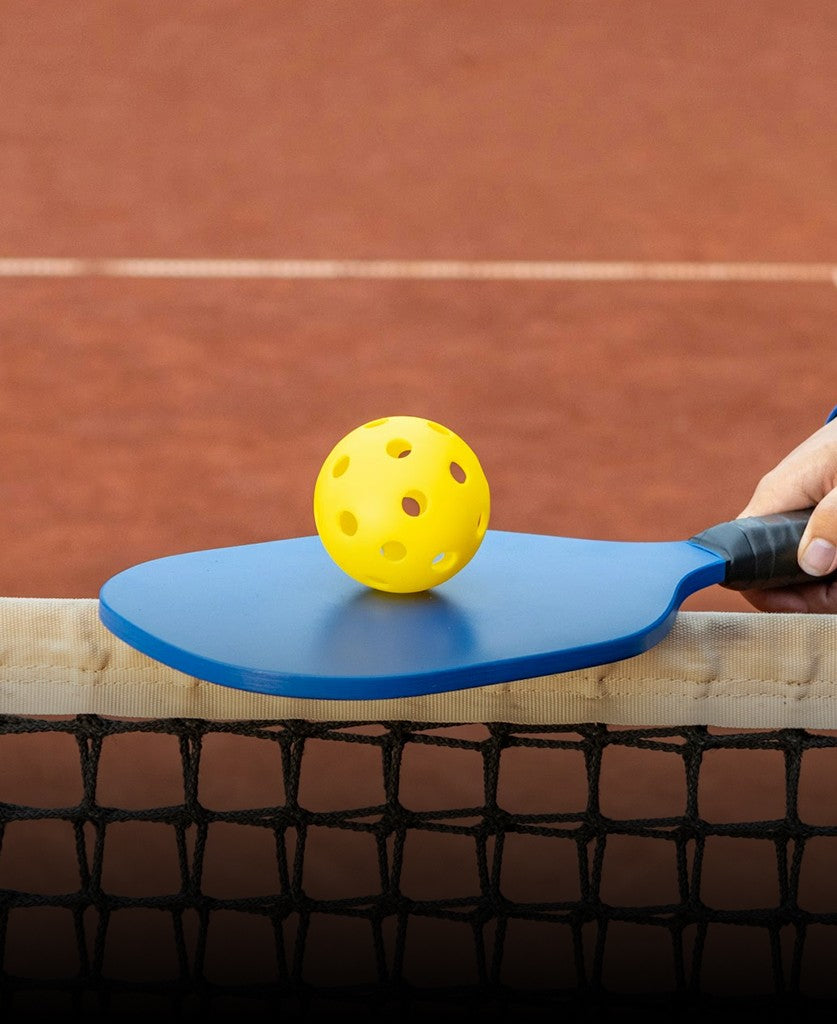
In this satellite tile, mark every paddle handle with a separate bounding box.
[690,508,836,590]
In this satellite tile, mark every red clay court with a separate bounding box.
[0,1,834,604]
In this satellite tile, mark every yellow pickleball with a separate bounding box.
[313,416,490,593]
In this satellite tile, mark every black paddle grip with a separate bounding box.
[690,508,836,590]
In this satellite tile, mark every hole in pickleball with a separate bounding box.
[364,419,388,428]
[431,552,457,573]
[381,541,407,561]
[450,462,467,483]
[332,455,350,478]
[476,513,487,540]
[427,421,450,435]
[401,491,426,517]
[339,511,358,536]
[386,438,411,459]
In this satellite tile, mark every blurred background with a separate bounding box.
[1,0,834,605]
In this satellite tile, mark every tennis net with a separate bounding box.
[1,598,837,1019]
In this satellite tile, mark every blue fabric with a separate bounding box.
[827,405,837,424]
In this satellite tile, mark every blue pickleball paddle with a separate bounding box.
[98,509,825,700]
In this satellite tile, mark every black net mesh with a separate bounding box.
[2,714,837,1019]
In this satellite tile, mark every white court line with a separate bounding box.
[0,257,834,283]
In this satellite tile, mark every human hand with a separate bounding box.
[737,413,837,613]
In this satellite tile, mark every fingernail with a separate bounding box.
[800,538,837,577]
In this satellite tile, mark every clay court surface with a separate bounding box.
[0,1,834,606]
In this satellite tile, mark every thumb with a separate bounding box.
[798,488,837,577]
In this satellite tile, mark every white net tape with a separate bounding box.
[0,598,834,727]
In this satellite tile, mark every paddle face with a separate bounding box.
[98,530,727,699]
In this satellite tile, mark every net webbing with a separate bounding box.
[3,716,837,1017]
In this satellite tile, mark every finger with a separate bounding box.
[739,587,809,612]
[739,579,837,614]
[738,420,837,521]
[798,487,837,577]
[737,470,814,521]
[738,464,824,521]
